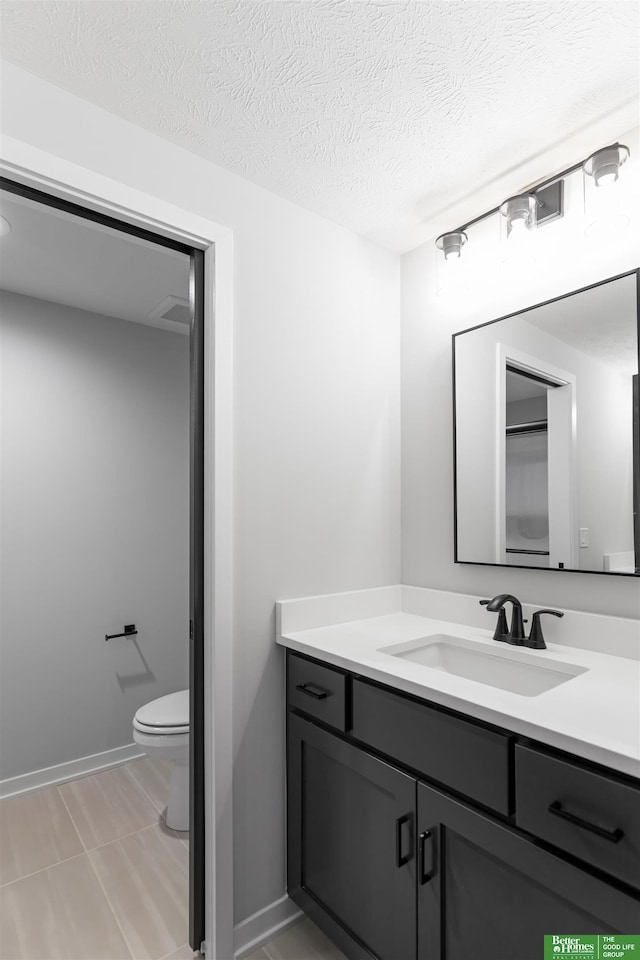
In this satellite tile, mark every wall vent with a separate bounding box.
[148,295,191,328]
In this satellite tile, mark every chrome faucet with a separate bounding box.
[480,595,564,649]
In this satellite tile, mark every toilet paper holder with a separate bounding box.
[105,624,138,641]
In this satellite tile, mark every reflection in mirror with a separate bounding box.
[505,369,549,563]
[454,270,639,575]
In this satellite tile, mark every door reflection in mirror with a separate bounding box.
[454,270,639,575]
[505,369,550,564]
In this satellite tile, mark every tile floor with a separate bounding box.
[248,918,348,960]
[1,761,346,960]
[0,757,191,960]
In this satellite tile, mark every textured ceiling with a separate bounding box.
[1,1,638,252]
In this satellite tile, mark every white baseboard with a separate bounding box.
[234,893,303,959]
[0,743,144,799]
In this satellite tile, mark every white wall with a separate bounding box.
[0,291,190,781]
[401,138,640,619]
[0,62,401,923]
[574,353,634,568]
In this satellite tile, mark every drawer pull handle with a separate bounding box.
[419,829,434,884]
[548,801,624,843]
[295,683,330,701]
[395,814,412,868]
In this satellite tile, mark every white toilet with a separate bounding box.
[133,689,189,832]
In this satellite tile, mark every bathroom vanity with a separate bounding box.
[278,588,640,960]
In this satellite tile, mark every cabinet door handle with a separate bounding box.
[548,801,624,843]
[295,683,329,700]
[419,830,434,884]
[395,814,412,867]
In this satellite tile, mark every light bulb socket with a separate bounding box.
[583,143,629,188]
[436,230,467,260]
[499,193,538,239]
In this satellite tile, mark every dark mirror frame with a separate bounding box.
[452,267,640,577]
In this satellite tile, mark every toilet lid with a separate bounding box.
[134,689,189,729]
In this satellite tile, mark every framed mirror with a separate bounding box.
[453,269,639,575]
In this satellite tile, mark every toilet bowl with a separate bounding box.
[133,689,189,832]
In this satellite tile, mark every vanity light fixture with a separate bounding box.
[435,230,469,294]
[582,143,630,188]
[435,230,467,260]
[499,182,565,244]
[499,193,538,242]
[434,141,629,261]
[582,143,631,238]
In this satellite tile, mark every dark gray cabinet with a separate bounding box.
[287,653,349,731]
[351,677,511,815]
[286,651,640,960]
[287,714,416,960]
[515,743,640,889]
[417,782,636,960]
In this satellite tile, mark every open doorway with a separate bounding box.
[0,177,205,956]
[496,345,577,571]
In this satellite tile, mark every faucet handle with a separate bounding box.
[479,599,509,642]
[528,609,564,649]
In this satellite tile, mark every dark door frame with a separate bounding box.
[189,246,206,947]
[0,176,206,951]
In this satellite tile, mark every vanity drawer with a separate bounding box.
[351,678,511,814]
[287,653,348,732]
[515,744,640,889]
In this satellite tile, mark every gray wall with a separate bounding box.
[0,291,190,781]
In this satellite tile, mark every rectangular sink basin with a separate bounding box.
[379,634,588,697]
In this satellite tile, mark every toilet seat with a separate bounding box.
[133,718,189,736]
[133,689,188,735]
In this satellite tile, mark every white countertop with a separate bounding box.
[277,589,640,779]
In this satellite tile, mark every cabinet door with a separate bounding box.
[417,782,640,960]
[288,714,417,960]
